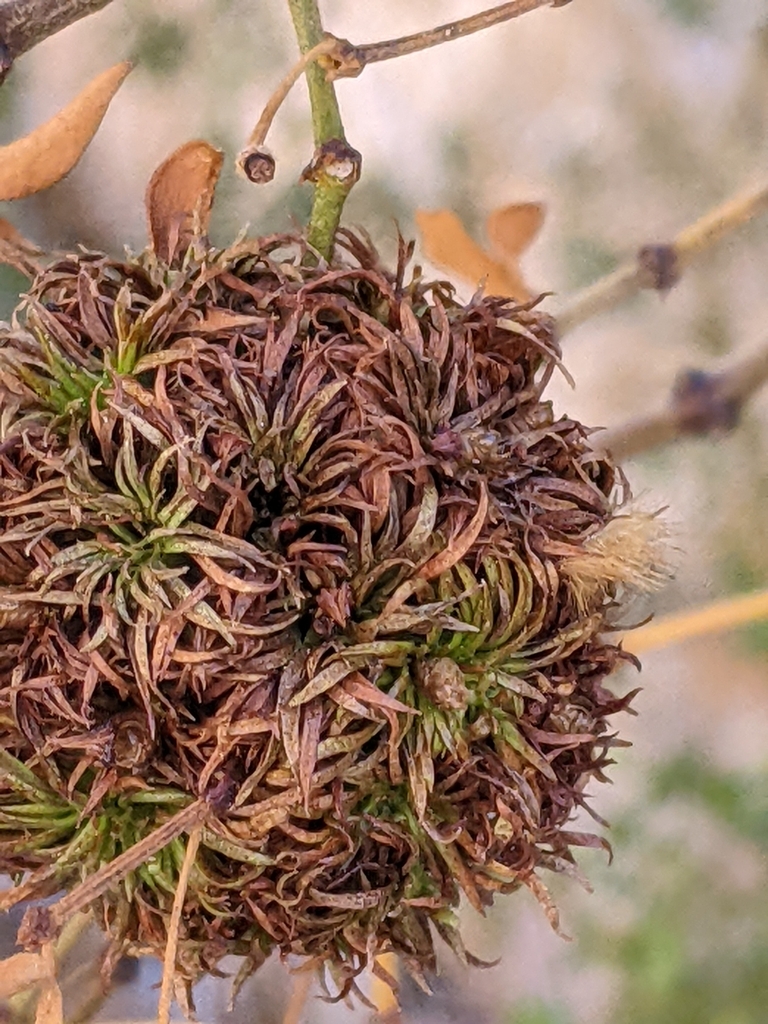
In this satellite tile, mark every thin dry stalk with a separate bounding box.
[157,826,202,1024]
[625,588,768,655]
[324,0,564,79]
[239,37,339,160]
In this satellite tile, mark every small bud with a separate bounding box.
[637,243,680,293]
[111,710,154,769]
[300,139,362,188]
[672,369,739,434]
[419,657,470,711]
[319,36,365,80]
[237,146,276,184]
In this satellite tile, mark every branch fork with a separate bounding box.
[241,0,570,260]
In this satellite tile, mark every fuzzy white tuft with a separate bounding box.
[562,511,674,613]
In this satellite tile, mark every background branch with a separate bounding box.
[557,179,768,335]
[625,587,768,655]
[0,0,113,77]
[598,334,768,459]
[324,0,563,79]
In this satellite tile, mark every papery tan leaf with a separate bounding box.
[0,61,132,202]
[486,202,544,265]
[0,951,47,999]
[146,140,224,265]
[416,207,540,301]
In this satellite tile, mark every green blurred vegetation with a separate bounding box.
[506,1002,570,1024]
[653,0,715,28]
[562,236,619,291]
[0,264,29,321]
[128,13,190,77]
[506,754,768,1024]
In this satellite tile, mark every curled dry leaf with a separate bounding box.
[0,217,45,278]
[416,202,544,301]
[145,140,224,265]
[0,61,132,202]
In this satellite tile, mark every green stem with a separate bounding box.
[287,0,358,259]
[288,0,343,141]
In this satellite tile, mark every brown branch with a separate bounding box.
[598,337,768,460]
[0,0,114,79]
[240,0,566,209]
[322,0,570,80]
[558,179,768,335]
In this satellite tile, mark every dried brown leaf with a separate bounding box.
[486,202,544,266]
[0,61,132,202]
[436,836,485,916]
[146,140,224,264]
[522,873,569,940]
[417,482,489,580]
[289,659,355,707]
[193,554,277,595]
[0,217,44,277]
[194,308,262,332]
[416,205,542,301]
[341,675,418,716]
[298,702,323,812]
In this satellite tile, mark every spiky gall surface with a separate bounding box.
[0,231,651,1000]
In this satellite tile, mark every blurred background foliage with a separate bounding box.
[2,1,768,1022]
